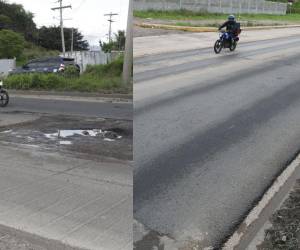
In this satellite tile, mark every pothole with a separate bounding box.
[44,129,122,143]
[0,129,123,146]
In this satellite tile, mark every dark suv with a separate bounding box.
[10,57,80,75]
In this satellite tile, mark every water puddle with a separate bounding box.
[44,129,122,143]
[0,128,123,146]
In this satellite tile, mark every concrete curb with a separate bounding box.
[9,91,133,104]
[136,23,217,32]
[222,153,300,250]
[136,22,300,33]
[8,90,132,100]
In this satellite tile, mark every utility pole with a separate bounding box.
[122,0,132,85]
[51,0,72,56]
[71,27,74,54]
[104,12,118,43]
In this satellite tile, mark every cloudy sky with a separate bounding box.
[7,0,129,46]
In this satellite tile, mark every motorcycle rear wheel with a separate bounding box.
[214,40,223,54]
[229,41,237,51]
[0,90,9,107]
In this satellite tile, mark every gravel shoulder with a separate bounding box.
[257,179,300,249]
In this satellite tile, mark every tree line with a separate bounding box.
[0,0,126,59]
[0,0,89,58]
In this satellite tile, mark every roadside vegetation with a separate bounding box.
[134,9,300,25]
[4,56,130,94]
[17,42,59,66]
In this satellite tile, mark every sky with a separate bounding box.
[7,0,129,46]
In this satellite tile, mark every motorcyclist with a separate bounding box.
[218,15,240,43]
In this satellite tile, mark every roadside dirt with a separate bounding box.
[0,111,132,161]
[134,18,186,37]
[258,179,300,249]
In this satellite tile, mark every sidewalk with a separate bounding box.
[134,27,300,57]
[0,143,132,250]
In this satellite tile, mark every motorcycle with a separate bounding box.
[214,31,239,54]
[0,81,9,107]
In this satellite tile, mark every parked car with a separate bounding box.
[10,57,80,75]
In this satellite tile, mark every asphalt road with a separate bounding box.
[4,96,132,120]
[134,33,300,248]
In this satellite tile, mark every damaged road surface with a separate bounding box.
[0,113,132,161]
[0,96,133,250]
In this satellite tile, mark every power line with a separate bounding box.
[73,0,87,12]
[104,12,118,43]
[51,0,72,56]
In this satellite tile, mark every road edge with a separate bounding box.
[9,90,132,103]
[10,93,132,104]
[136,23,300,33]
[222,152,300,250]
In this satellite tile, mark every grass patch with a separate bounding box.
[4,57,131,94]
[17,41,59,66]
[134,10,300,23]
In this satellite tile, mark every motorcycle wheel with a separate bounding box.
[214,40,223,54]
[0,90,9,107]
[229,41,237,51]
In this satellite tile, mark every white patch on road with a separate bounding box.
[59,141,72,145]
[45,129,103,139]
[0,130,12,134]
[44,129,122,142]
[104,138,115,142]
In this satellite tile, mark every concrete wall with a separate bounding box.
[134,0,287,15]
[63,51,124,73]
[0,59,16,77]
[63,51,110,72]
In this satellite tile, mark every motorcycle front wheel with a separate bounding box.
[0,90,9,107]
[214,40,223,54]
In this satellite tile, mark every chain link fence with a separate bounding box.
[134,0,287,15]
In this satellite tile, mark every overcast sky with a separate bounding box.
[7,0,129,46]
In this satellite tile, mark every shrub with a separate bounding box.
[4,57,127,93]
[0,29,24,59]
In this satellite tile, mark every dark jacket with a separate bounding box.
[219,20,237,33]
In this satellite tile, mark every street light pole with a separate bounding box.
[122,0,133,85]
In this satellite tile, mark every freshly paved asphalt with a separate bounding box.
[134,32,300,248]
[5,96,133,120]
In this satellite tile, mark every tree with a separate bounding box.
[0,14,12,30]
[0,1,37,42]
[100,30,126,53]
[0,29,24,59]
[37,26,89,52]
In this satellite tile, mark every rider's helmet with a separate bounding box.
[228,15,235,21]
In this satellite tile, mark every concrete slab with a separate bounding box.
[0,144,132,250]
